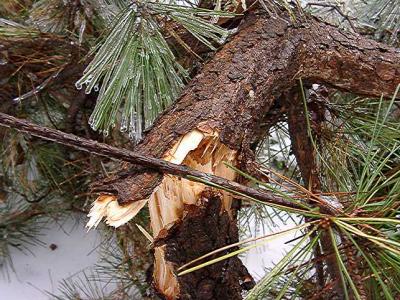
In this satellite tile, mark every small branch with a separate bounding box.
[306,2,357,32]
[300,17,400,99]
[0,112,316,213]
[286,88,346,298]
[12,66,66,103]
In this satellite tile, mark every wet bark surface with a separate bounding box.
[286,90,345,299]
[154,191,255,300]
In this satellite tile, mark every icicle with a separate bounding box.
[75,82,83,90]
[78,18,86,45]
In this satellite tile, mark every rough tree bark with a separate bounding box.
[83,7,400,299]
[1,4,396,300]
[286,88,348,299]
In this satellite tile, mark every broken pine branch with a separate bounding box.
[0,112,334,215]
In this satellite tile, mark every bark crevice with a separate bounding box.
[153,191,255,300]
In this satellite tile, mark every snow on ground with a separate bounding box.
[1,212,297,299]
[0,217,102,299]
[242,215,299,281]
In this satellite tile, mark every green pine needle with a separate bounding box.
[77,2,232,140]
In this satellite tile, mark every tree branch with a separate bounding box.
[287,88,346,299]
[300,16,400,98]
[0,112,310,213]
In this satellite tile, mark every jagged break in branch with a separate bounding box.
[0,112,315,213]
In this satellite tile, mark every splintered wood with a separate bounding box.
[149,129,236,237]
[87,128,237,298]
[150,129,237,298]
[86,194,147,229]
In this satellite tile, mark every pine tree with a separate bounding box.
[1,0,400,299]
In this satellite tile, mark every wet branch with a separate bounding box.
[0,112,320,213]
[286,89,346,299]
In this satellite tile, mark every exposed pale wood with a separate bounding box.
[149,129,237,297]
